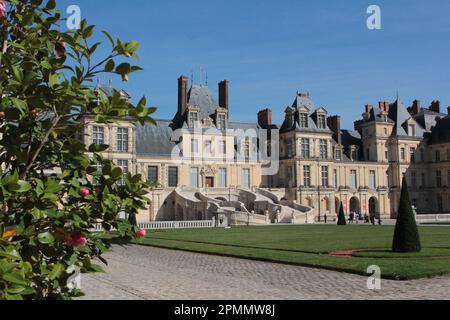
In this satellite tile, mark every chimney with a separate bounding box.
[412,100,421,115]
[379,101,390,113]
[327,115,342,145]
[258,109,272,129]
[178,75,189,115]
[218,80,229,109]
[429,100,441,113]
[365,104,373,113]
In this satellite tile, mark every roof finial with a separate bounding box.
[108,78,113,88]
[190,70,194,87]
[205,71,208,86]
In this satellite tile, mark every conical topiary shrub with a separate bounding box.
[392,177,421,252]
[337,203,347,225]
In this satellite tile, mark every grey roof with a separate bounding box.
[427,116,450,145]
[136,119,177,157]
[413,108,446,132]
[229,121,258,131]
[187,85,219,119]
[388,99,425,137]
[280,94,332,134]
[368,107,395,123]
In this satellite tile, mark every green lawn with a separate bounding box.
[134,225,450,280]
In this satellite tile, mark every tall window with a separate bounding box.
[409,124,416,137]
[317,114,326,129]
[148,166,158,182]
[410,147,416,163]
[190,167,199,188]
[189,112,199,128]
[204,140,212,155]
[400,148,405,161]
[92,126,104,145]
[117,128,129,152]
[319,139,328,159]
[219,140,226,155]
[117,159,128,185]
[333,169,338,187]
[242,169,250,189]
[217,114,226,130]
[286,139,294,157]
[411,171,417,188]
[168,167,178,187]
[436,150,441,162]
[321,166,329,187]
[303,166,311,187]
[242,141,250,160]
[420,149,425,162]
[447,170,450,187]
[218,168,227,188]
[437,195,443,212]
[300,113,308,128]
[369,170,376,189]
[301,138,310,158]
[350,170,358,189]
[436,170,442,188]
[335,149,342,161]
[191,139,198,154]
[421,172,426,188]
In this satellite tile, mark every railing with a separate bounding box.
[93,220,215,231]
[416,214,450,223]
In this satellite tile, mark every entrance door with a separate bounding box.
[205,177,214,188]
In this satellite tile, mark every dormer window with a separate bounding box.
[189,111,199,128]
[409,124,416,137]
[300,113,309,128]
[317,114,326,129]
[217,113,227,130]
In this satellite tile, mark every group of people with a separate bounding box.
[322,212,382,225]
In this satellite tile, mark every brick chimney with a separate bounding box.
[258,109,272,129]
[178,75,189,116]
[365,104,373,113]
[429,100,441,113]
[327,115,342,145]
[218,80,229,109]
[379,101,390,113]
[411,100,421,115]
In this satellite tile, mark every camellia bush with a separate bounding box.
[0,0,156,299]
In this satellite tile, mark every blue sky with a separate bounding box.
[67,0,450,128]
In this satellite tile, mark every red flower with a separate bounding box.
[80,188,90,197]
[136,229,147,238]
[55,42,66,57]
[0,111,6,120]
[0,2,6,18]
[65,232,87,247]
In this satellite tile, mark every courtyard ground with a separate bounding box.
[135,225,450,280]
[80,245,450,300]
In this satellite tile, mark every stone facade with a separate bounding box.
[82,77,450,223]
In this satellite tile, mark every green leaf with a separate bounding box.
[49,263,65,280]
[16,181,32,193]
[104,59,115,72]
[38,232,55,245]
[3,271,27,286]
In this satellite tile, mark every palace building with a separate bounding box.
[82,75,450,225]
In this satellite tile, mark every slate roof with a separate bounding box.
[412,108,446,132]
[388,99,425,137]
[280,94,333,134]
[136,119,177,157]
[427,116,450,145]
[187,85,219,119]
[368,107,395,123]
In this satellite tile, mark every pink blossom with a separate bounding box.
[136,229,147,238]
[80,188,90,197]
[0,2,6,18]
[66,232,87,247]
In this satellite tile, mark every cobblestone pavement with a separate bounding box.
[80,245,450,300]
